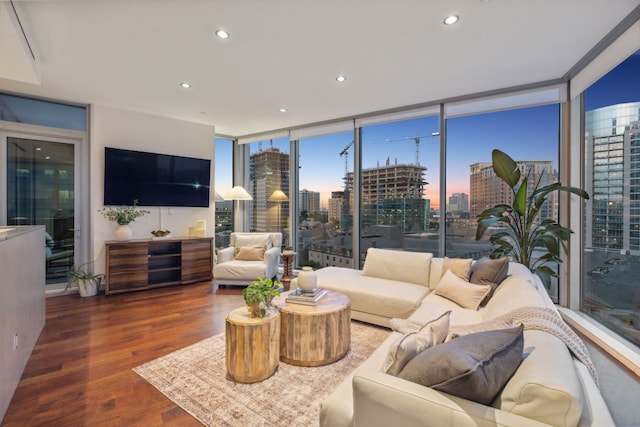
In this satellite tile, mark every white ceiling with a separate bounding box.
[0,0,639,137]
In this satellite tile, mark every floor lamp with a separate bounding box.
[268,189,288,234]
[223,186,253,231]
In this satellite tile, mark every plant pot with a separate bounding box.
[78,279,99,297]
[114,224,133,241]
[247,301,266,318]
[297,266,317,293]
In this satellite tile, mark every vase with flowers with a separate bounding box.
[99,199,150,240]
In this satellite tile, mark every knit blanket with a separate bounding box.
[390,306,599,387]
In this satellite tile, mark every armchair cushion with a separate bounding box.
[234,246,266,261]
[234,234,272,251]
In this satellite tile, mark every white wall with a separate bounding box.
[90,105,215,274]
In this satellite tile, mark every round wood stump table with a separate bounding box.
[225,306,280,383]
[272,290,351,367]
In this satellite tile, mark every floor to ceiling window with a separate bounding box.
[214,137,233,249]
[446,104,561,299]
[298,132,353,268]
[582,49,640,346]
[359,114,440,264]
[247,137,290,246]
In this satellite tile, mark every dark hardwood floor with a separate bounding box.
[2,282,245,427]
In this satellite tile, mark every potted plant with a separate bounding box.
[242,277,283,318]
[65,262,105,297]
[475,149,589,288]
[99,199,150,240]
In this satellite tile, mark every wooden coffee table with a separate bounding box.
[272,290,351,367]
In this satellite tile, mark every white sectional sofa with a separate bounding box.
[290,248,614,427]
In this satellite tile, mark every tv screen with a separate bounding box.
[104,147,211,207]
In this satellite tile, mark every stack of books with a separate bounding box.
[286,288,328,306]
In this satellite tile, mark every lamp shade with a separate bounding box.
[223,186,253,201]
[268,189,288,202]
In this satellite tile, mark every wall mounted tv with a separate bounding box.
[104,147,211,207]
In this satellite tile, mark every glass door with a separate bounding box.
[2,132,82,285]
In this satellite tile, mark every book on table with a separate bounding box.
[286,288,327,305]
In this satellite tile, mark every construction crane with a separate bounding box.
[366,132,439,166]
[339,140,354,177]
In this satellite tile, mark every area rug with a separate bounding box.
[134,321,390,426]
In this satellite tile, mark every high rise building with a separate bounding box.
[585,102,640,253]
[448,193,469,215]
[469,160,556,221]
[299,189,320,215]
[328,191,344,224]
[249,146,289,233]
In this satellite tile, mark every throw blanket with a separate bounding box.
[390,306,599,387]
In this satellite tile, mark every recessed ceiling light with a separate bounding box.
[180,82,191,89]
[336,75,346,83]
[215,29,230,39]
[443,15,459,25]
[279,108,287,113]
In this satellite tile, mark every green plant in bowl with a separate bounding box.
[242,277,283,318]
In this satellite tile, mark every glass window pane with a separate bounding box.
[447,104,560,298]
[360,116,440,266]
[298,133,353,268]
[214,137,233,249]
[248,138,290,246]
[0,93,86,131]
[7,137,75,283]
[583,49,640,346]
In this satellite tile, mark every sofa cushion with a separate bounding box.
[441,257,473,280]
[469,256,509,306]
[482,265,547,320]
[362,248,432,287]
[434,270,491,310]
[494,330,585,427]
[382,311,450,376]
[398,325,524,406]
[233,246,265,261]
[312,266,429,319]
[213,260,268,281]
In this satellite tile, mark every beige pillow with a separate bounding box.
[435,270,491,310]
[441,257,473,280]
[234,246,266,261]
[382,311,450,376]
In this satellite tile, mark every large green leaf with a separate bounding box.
[513,177,528,217]
[492,149,520,188]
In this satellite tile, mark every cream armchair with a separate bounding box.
[213,232,282,286]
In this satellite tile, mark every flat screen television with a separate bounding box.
[104,147,211,207]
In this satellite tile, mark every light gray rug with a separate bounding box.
[134,321,390,426]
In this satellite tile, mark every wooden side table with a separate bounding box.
[225,306,280,383]
[280,251,296,291]
[272,290,351,367]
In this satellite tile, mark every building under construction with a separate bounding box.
[346,160,428,233]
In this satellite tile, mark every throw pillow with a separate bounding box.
[441,257,473,280]
[234,246,266,261]
[469,257,509,306]
[398,325,524,405]
[382,311,451,376]
[435,270,491,310]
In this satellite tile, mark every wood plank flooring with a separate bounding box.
[2,282,245,427]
